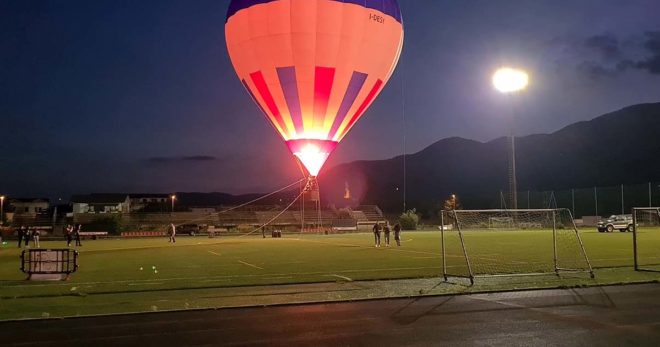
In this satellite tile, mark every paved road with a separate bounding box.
[2,283,660,346]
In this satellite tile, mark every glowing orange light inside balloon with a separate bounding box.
[293,144,328,177]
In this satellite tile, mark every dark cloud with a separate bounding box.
[576,31,660,78]
[634,31,660,74]
[584,34,621,60]
[182,156,216,161]
[577,61,616,79]
[146,156,216,164]
[643,31,660,51]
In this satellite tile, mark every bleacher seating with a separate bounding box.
[352,205,385,222]
[216,210,258,226]
[255,211,298,225]
[294,210,338,225]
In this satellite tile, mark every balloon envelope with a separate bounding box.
[225,0,404,176]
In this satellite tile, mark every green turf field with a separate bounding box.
[1,229,659,320]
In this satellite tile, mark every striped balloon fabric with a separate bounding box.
[226,0,404,176]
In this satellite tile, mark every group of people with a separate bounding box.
[16,226,41,248]
[372,222,402,247]
[65,224,83,247]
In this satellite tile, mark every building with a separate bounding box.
[71,194,130,214]
[6,198,51,225]
[129,194,170,212]
[10,198,50,215]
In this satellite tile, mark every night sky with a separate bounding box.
[2,0,659,199]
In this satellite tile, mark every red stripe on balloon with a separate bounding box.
[249,71,288,136]
[314,66,336,128]
[334,79,383,139]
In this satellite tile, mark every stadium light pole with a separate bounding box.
[492,67,529,210]
[170,195,176,212]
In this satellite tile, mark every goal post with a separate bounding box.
[440,208,594,283]
[632,207,660,272]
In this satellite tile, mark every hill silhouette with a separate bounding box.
[319,102,660,215]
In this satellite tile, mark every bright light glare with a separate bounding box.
[492,67,529,93]
[294,144,330,177]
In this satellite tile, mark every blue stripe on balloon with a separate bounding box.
[277,66,304,134]
[328,71,368,139]
[226,0,402,23]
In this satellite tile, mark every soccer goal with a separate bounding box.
[440,209,594,284]
[632,207,660,272]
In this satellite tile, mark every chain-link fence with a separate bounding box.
[495,182,660,219]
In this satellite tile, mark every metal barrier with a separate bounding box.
[20,249,79,280]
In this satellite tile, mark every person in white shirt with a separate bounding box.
[168,223,176,243]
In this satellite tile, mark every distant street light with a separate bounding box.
[0,195,5,225]
[171,195,176,212]
[493,67,529,209]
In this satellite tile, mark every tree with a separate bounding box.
[443,194,461,211]
[399,208,419,230]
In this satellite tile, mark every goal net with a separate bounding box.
[440,209,594,283]
[633,207,660,272]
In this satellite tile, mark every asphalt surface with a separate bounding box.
[2,283,660,346]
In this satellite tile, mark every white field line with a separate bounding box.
[2,265,443,289]
[72,239,237,253]
[238,260,264,270]
[293,238,441,257]
[265,276,294,280]
[326,274,353,282]
[49,234,297,254]
[472,256,535,265]
[469,253,535,265]
[207,250,222,256]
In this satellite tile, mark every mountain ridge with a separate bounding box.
[318,102,660,214]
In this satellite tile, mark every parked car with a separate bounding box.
[178,224,200,236]
[597,214,634,232]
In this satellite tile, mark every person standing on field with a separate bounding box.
[75,224,83,246]
[383,222,391,247]
[17,226,26,247]
[394,223,402,247]
[25,226,33,247]
[372,222,381,247]
[32,227,40,248]
[65,224,73,247]
[168,223,176,243]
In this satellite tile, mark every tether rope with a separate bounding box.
[237,188,306,238]
[173,177,306,227]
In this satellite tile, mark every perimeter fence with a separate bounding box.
[497,182,660,221]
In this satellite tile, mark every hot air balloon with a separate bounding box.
[225,0,404,178]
